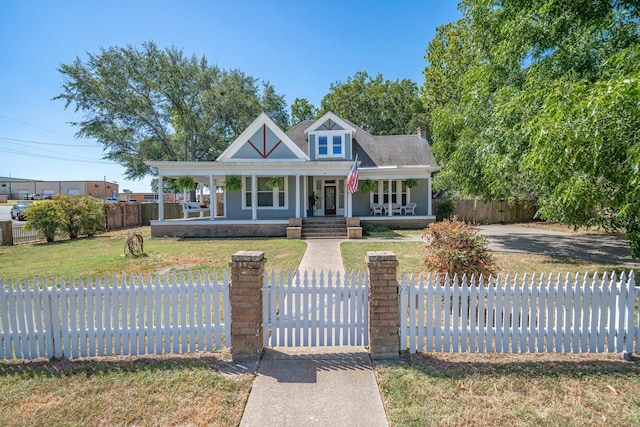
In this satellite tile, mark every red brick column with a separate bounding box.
[229,251,265,361]
[367,251,400,360]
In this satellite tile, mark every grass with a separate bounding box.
[0,227,307,280]
[341,241,638,277]
[0,352,253,426]
[376,352,640,426]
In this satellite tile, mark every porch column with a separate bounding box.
[345,178,350,218]
[158,176,164,221]
[251,175,257,220]
[387,178,393,216]
[427,175,432,216]
[295,174,300,218]
[303,176,308,218]
[209,174,215,221]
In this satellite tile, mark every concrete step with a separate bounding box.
[301,219,348,239]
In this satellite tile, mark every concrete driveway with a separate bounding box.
[476,225,639,266]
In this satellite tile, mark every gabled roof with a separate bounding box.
[303,112,356,137]
[287,119,439,170]
[217,112,309,162]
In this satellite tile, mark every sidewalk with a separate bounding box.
[240,347,388,427]
[239,239,389,427]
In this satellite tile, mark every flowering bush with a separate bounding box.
[422,217,496,278]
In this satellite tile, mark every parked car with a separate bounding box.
[23,194,51,200]
[11,202,30,221]
[103,197,120,203]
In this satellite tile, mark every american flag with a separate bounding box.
[347,155,359,194]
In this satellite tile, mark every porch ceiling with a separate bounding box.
[147,160,436,180]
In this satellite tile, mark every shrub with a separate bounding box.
[434,197,456,221]
[54,195,106,238]
[24,201,68,242]
[422,217,496,278]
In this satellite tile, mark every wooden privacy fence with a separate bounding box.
[399,271,639,355]
[262,270,369,348]
[0,272,230,360]
[448,199,537,224]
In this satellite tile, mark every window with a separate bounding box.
[244,176,287,209]
[318,136,328,155]
[315,131,344,158]
[370,180,408,205]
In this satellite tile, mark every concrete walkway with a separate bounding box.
[240,347,388,427]
[296,239,346,274]
[240,239,389,427]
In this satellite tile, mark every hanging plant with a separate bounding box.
[404,178,418,188]
[360,179,376,193]
[225,175,242,192]
[175,176,196,191]
[266,176,284,189]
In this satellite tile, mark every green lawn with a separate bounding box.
[377,352,640,426]
[0,227,307,280]
[341,241,638,277]
[0,353,253,426]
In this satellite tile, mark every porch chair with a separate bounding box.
[391,203,403,215]
[370,204,384,216]
[404,202,417,215]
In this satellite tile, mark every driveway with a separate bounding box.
[476,225,639,266]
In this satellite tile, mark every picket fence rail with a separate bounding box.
[0,272,230,360]
[262,270,369,348]
[399,271,639,355]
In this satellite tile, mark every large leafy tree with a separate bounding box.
[320,71,427,135]
[423,0,640,255]
[56,41,289,179]
[290,98,318,125]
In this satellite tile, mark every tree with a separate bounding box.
[54,195,106,238]
[320,71,427,135]
[423,0,640,255]
[290,98,318,125]
[24,201,67,243]
[524,48,640,256]
[56,41,289,179]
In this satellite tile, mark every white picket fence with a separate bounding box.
[399,271,639,355]
[262,270,369,347]
[0,272,230,360]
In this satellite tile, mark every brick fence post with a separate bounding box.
[229,250,265,362]
[367,251,400,360]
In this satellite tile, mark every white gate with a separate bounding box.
[262,270,369,347]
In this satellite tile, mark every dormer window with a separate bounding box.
[316,131,344,158]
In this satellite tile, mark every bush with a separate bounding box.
[54,195,106,238]
[422,217,496,278]
[362,223,390,234]
[434,198,456,221]
[24,201,68,242]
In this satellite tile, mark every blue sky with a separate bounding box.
[0,1,461,193]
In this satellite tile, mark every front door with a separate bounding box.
[324,186,336,216]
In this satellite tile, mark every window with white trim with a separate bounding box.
[243,176,287,209]
[315,131,344,158]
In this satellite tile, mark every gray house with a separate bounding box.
[147,112,439,238]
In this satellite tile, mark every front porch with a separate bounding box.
[149,214,435,238]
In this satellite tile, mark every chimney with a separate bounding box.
[417,126,427,140]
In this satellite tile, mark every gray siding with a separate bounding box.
[320,119,344,131]
[230,125,299,160]
[309,134,316,160]
[224,176,299,218]
[351,179,431,216]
